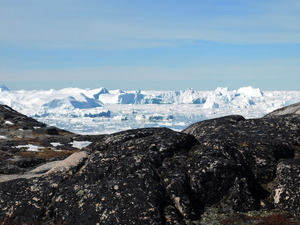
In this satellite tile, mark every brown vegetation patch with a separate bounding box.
[10,137,26,141]
[220,212,300,225]
[16,148,80,159]
[1,124,22,130]
[240,142,249,147]
[0,152,12,160]
[294,145,300,158]
[58,130,73,135]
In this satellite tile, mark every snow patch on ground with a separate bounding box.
[4,121,14,125]
[50,142,63,147]
[15,144,43,152]
[69,141,92,149]
[0,135,8,139]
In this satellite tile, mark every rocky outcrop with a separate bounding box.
[265,102,300,117]
[0,104,299,224]
[0,128,198,224]
[0,105,46,130]
[0,105,106,177]
[182,114,299,184]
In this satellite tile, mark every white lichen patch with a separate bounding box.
[95,203,102,212]
[274,187,284,204]
[173,196,185,216]
[207,160,220,171]
[255,157,267,165]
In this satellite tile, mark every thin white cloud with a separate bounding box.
[1,1,300,49]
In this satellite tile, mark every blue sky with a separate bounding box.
[0,0,300,90]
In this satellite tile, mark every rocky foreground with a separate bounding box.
[0,103,300,225]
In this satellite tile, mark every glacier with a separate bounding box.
[0,85,299,134]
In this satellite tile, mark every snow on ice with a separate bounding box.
[0,85,299,134]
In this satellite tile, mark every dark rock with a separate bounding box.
[33,126,60,135]
[185,142,264,213]
[218,177,259,212]
[0,140,28,153]
[183,114,299,184]
[160,155,199,219]
[183,114,299,147]
[182,113,300,217]
[11,157,46,169]
[0,128,199,224]
[164,205,185,225]
[274,158,300,214]
[0,161,26,174]
[0,176,65,225]
[0,157,48,175]
[182,115,246,140]
[0,104,299,224]
[0,105,46,129]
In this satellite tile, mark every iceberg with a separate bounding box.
[0,85,9,92]
[237,86,263,97]
[0,85,299,134]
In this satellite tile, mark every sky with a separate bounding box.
[0,0,300,91]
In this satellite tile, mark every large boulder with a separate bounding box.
[0,128,199,225]
[183,114,299,184]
